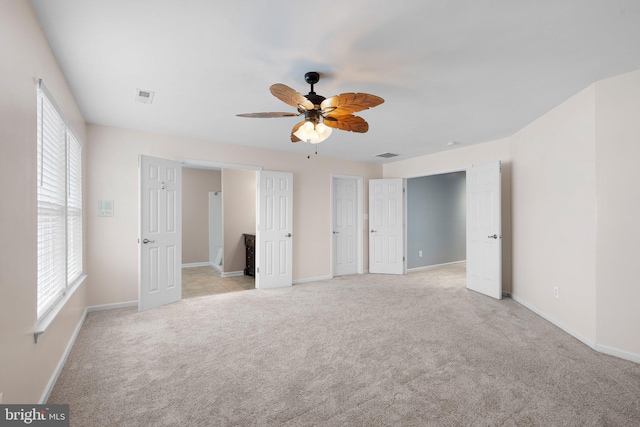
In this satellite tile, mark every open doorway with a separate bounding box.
[404,162,503,300]
[181,165,256,298]
[406,171,466,272]
[139,156,294,310]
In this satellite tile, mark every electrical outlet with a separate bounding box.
[553,287,559,298]
[419,251,422,257]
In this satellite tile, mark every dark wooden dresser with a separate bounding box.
[243,233,256,276]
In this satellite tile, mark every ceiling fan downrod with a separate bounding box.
[304,71,320,93]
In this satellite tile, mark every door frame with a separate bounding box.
[403,167,467,273]
[402,165,504,297]
[144,158,262,285]
[330,174,364,276]
[179,159,261,277]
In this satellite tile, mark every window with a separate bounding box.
[36,80,83,322]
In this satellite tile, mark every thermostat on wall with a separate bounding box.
[98,200,114,217]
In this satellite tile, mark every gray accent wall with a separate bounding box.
[407,172,466,269]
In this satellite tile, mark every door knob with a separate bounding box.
[370,230,377,233]
[142,238,155,244]
[333,231,338,234]
[487,234,498,239]
[285,233,292,238]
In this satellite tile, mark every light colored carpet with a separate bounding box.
[49,264,640,426]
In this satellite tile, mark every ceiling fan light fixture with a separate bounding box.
[293,120,332,144]
[238,72,384,146]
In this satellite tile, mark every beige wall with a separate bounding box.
[384,139,513,292]
[0,0,88,403]
[511,85,597,343]
[86,124,382,305]
[182,168,221,264]
[222,168,256,273]
[4,1,638,406]
[595,69,640,357]
[385,72,640,361]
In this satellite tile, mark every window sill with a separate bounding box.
[34,274,87,343]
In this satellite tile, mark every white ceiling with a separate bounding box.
[30,0,640,164]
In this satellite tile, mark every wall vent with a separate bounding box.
[135,89,155,104]
[375,152,399,158]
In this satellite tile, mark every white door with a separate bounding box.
[333,177,359,276]
[369,178,404,275]
[466,161,502,299]
[256,171,293,289]
[139,155,182,311]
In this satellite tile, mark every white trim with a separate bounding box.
[182,262,211,268]
[395,166,468,180]
[87,301,138,312]
[595,343,640,365]
[40,300,138,403]
[39,307,87,404]
[510,293,596,349]
[407,260,466,273]
[35,275,87,343]
[221,270,244,277]
[212,263,223,273]
[178,158,262,171]
[293,275,333,285]
[511,294,640,364]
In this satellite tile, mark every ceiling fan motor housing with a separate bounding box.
[304,72,320,85]
[305,92,325,107]
[304,109,321,125]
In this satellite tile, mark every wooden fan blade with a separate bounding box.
[321,93,384,115]
[324,115,369,133]
[291,121,305,142]
[270,84,314,111]
[236,112,298,118]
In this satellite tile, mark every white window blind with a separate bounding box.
[37,81,83,321]
[67,132,83,284]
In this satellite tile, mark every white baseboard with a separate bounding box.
[221,270,244,277]
[182,262,210,268]
[87,301,138,312]
[595,343,640,364]
[509,293,638,365]
[293,275,332,285]
[212,263,222,273]
[40,300,139,403]
[407,260,466,273]
[510,293,596,349]
[40,307,88,404]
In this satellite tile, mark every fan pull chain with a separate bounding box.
[306,140,319,159]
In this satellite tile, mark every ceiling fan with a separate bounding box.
[237,72,384,144]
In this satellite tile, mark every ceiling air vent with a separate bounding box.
[375,152,399,158]
[135,88,155,104]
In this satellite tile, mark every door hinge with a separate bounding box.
[403,256,405,262]
[256,267,259,273]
